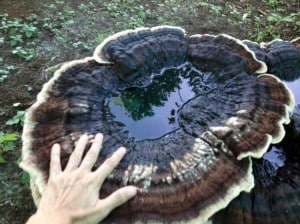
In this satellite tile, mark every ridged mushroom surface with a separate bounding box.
[21,26,295,223]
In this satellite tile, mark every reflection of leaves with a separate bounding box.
[113,97,124,108]
[168,116,176,124]
[119,68,183,121]
[121,90,155,120]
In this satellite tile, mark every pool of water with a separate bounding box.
[108,64,210,140]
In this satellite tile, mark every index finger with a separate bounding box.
[93,147,126,186]
[79,133,103,170]
[64,134,88,172]
[49,143,62,179]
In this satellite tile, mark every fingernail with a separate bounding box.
[95,133,103,141]
[52,143,60,151]
[126,186,137,197]
[118,147,126,155]
[79,134,88,142]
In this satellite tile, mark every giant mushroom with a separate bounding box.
[21,26,295,223]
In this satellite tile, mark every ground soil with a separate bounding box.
[0,0,299,223]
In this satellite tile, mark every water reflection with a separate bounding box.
[284,79,300,107]
[263,146,286,171]
[108,64,210,140]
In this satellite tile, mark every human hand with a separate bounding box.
[26,133,137,224]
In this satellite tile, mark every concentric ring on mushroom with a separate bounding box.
[20,26,299,223]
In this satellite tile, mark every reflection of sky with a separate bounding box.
[284,78,300,105]
[109,75,196,141]
[263,146,286,170]
[263,77,300,171]
[262,77,299,173]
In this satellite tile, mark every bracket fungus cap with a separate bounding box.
[21,26,295,223]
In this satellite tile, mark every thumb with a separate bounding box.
[73,186,137,223]
[95,186,137,221]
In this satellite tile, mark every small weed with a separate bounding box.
[26,14,38,22]
[225,3,241,19]
[22,171,30,185]
[96,33,108,43]
[197,2,209,8]
[0,132,19,164]
[266,0,280,9]
[10,34,23,47]
[1,14,38,61]
[0,65,16,83]
[0,69,9,83]
[63,5,75,16]
[267,12,300,25]
[7,65,15,71]
[0,17,23,35]
[12,47,35,61]
[103,1,150,29]
[210,5,223,16]
[6,110,26,126]
[157,16,176,26]
[255,19,265,42]
[72,41,90,50]
[22,24,38,38]
[78,3,90,11]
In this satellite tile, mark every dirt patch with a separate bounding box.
[0,0,299,223]
[0,0,46,17]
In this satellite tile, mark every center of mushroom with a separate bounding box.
[107,63,210,141]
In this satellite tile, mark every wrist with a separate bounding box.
[26,210,72,224]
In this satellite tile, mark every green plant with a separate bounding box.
[6,110,26,126]
[0,69,9,82]
[104,0,150,29]
[0,17,23,35]
[267,12,300,25]
[78,3,89,11]
[0,132,19,164]
[26,13,38,22]
[0,65,15,83]
[10,34,23,46]
[1,14,39,63]
[6,65,15,70]
[12,47,35,61]
[225,3,240,18]
[22,171,30,185]
[266,0,279,8]
[96,33,108,43]
[72,41,90,50]
[197,1,207,7]
[210,5,223,16]
[22,24,38,38]
[255,19,265,42]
